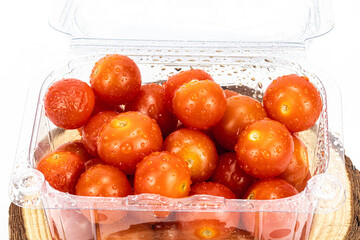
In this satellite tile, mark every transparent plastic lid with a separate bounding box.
[50,0,333,44]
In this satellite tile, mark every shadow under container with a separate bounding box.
[9,0,346,239]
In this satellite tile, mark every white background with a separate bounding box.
[0,0,359,238]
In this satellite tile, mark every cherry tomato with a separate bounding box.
[224,89,239,98]
[97,111,163,175]
[81,111,118,156]
[293,170,311,193]
[90,54,141,105]
[56,140,92,163]
[173,80,226,129]
[163,69,213,113]
[37,151,85,194]
[134,151,191,198]
[235,119,294,178]
[177,181,239,239]
[164,128,218,183]
[263,74,323,132]
[84,157,103,170]
[92,95,115,116]
[279,134,309,187]
[75,165,132,224]
[211,152,255,198]
[125,83,178,137]
[44,78,95,129]
[241,179,299,240]
[98,220,155,240]
[189,182,236,199]
[212,95,267,151]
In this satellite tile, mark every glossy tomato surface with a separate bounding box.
[81,111,118,156]
[235,119,294,178]
[134,151,191,198]
[263,74,323,132]
[97,111,163,175]
[279,134,309,187]
[125,83,178,137]
[223,89,239,99]
[37,151,85,194]
[244,178,298,200]
[84,157,103,170]
[44,78,95,129]
[164,128,218,183]
[173,80,226,129]
[212,95,267,151]
[189,182,236,199]
[90,54,141,105]
[211,152,255,198]
[56,140,92,163]
[163,69,213,113]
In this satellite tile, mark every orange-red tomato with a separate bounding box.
[189,182,236,199]
[97,111,163,175]
[56,140,92,163]
[37,151,85,194]
[164,128,218,183]
[90,54,141,105]
[134,151,191,198]
[163,69,213,113]
[211,152,256,199]
[125,83,178,137]
[279,134,309,187]
[241,179,299,240]
[84,157,103,170]
[173,80,226,129]
[212,95,267,151]
[75,165,132,224]
[224,89,239,98]
[44,78,95,129]
[263,74,323,132]
[81,111,118,156]
[293,170,312,193]
[235,119,294,178]
[92,95,115,116]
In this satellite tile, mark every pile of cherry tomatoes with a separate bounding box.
[37,54,323,239]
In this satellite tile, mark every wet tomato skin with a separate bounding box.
[279,134,309,187]
[164,128,218,183]
[244,178,298,200]
[84,157,103,170]
[44,78,95,129]
[223,89,239,99]
[97,111,163,175]
[37,151,85,194]
[125,83,178,137]
[56,140,92,163]
[134,151,192,198]
[81,111,118,156]
[211,152,256,198]
[263,74,323,132]
[163,69,213,113]
[189,182,236,199]
[212,95,267,151]
[235,119,294,178]
[90,54,141,105]
[173,80,226,129]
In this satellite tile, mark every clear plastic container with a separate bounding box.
[9,0,346,239]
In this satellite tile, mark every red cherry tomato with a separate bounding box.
[163,69,213,113]
[44,78,95,129]
[90,54,141,105]
[173,80,226,129]
[241,179,299,240]
[224,89,239,98]
[177,181,239,239]
[211,152,256,198]
[293,170,312,193]
[263,74,323,132]
[84,157,103,170]
[164,128,218,183]
[81,111,118,156]
[125,83,178,137]
[75,165,132,224]
[97,111,163,175]
[134,151,191,198]
[189,182,236,199]
[212,95,267,151]
[56,140,92,163]
[37,151,85,194]
[279,134,309,187]
[235,119,294,178]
